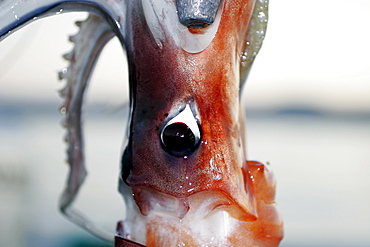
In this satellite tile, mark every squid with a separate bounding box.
[0,0,283,246]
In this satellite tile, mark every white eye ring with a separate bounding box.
[165,104,200,142]
[160,104,201,157]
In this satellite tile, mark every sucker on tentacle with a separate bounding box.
[58,13,115,241]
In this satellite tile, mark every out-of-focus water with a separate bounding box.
[0,102,369,247]
[246,111,370,247]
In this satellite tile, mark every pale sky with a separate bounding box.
[0,0,369,112]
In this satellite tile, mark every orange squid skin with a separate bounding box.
[120,0,283,246]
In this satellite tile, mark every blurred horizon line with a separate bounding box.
[1,99,369,121]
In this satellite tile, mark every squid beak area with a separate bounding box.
[131,187,257,222]
[120,162,283,245]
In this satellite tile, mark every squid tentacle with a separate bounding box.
[240,0,269,83]
[0,0,126,241]
[58,14,115,241]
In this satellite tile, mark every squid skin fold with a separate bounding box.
[0,0,283,246]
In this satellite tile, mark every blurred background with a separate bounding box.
[1,0,369,246]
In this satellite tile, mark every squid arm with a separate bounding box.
[0,0,125,40]
[58,14,115,241]
[0,0,126,241]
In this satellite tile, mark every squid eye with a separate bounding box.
[162,123,196,152]
[160,104,201,157]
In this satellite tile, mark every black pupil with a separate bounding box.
[162,122,195,153]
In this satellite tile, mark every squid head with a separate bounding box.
[0,0,283,246]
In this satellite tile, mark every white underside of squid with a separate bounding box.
[118,187,245,246]
[141,0,222,53]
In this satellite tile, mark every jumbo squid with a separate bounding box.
[0,0,283,246]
